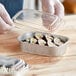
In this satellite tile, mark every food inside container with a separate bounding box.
[0,56,29,76]
[22,32,65,47]
[13,9,68,56]
[18,32,69,56]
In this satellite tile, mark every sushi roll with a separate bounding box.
[54,37,63,46]
[47,39,56,47]
[38,39,46,46]
[35,33,43,39]
[30,38,37,44]
[45,34,53,41]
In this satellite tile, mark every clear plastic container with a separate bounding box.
[13,9,63,33]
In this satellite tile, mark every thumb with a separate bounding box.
[0,3,13,26]
[0,17,12,34]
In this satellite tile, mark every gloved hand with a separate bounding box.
[0,3,14,34]
[42,0,64,31]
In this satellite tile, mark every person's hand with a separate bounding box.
[0,3,14,34]
[42,0,64,31]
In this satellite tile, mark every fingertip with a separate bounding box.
[55,0,64,19]
[0,3,14,26]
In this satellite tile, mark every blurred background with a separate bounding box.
[23,0,76,15]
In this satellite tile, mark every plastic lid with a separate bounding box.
[13,9,62,32]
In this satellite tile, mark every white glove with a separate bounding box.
[0,3,14,34]
[42,0,64,31]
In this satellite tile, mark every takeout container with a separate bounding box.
[13,9,68,56]
[18,32,69,56]
[0,56,29,76]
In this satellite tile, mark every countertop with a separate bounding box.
[0,15,76,76]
